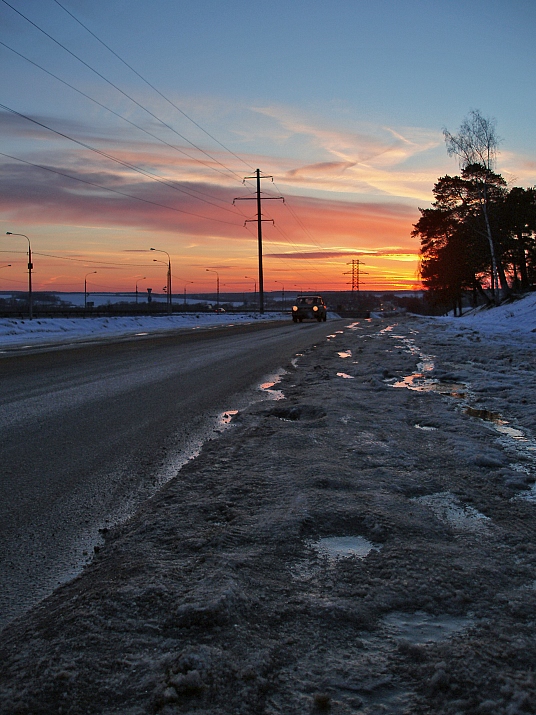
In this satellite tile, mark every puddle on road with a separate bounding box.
[383,611,472,644]
[413,492,491,533]
[337,372,354,379]
[291,353,304,369]
[383,329,536,484]
[217,410,239,427]
[465,407,504,423]
[394,377,468,398]
[259,370,286,401]
[338,350,352,359]
[464,407,536,481]
[309,536,380,561]
[415,424,437,431]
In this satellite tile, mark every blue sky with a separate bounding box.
[1,0,535,293]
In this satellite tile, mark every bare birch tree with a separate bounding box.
[443,110,507,300]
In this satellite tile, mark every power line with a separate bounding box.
[1,0,246,183]
[34,252,154,267]
[0,104,246,221]
[0,39,247,208]
[0,151,241,227]
[51,0,255,174]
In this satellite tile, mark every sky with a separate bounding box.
[1,0,535,296]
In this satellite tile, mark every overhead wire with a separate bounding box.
[0,103,247,222]
[1,0,247,183]
[0,39,248,210]
[51,0,256,174]
[0,1,358,289]
[0,151,241,227]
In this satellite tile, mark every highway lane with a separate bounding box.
[0,320,338,628]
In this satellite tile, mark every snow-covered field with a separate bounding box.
[0,311,284,349]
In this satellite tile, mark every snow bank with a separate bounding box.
[435,292,536,336]
[0,312,283,349]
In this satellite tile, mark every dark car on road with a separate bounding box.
[292,295,327,322]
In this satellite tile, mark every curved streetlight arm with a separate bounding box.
[206,269,220,309]
[6,232,32,319]
[150,248,172,312]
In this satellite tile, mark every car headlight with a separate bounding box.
[313,305,318,311]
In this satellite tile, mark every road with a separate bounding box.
[0,319,337,629]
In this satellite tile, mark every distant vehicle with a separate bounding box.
[214,307,226,313]
[292,295,327,322]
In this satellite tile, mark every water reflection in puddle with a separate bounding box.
[218,410,239,427]
[415,424,437,431]
[259,370,286,400]
[337,372,354,379]
[465,407,504,423]
[310,536,380,561]
[338,350,352,359]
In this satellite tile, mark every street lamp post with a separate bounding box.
[84,271,97,309]
[245,276,257,311]
[150,248,172,314]
[6,232,32,319]
[153,259,171,308]
[135,277,146,304]
[274,280,285,312]
[206,269,220,310]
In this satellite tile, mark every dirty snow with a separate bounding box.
[0,312,283,350]
[1,294,536,714]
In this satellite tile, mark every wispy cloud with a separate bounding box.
[250,105,443,200]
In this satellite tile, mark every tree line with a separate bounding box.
[412,111,536,314]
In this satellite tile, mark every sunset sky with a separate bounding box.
[1,0,535,295]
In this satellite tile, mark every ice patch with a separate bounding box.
[383,611,472,644]
[308,536,380,561]
[413,492,491,532]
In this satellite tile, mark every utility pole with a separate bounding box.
[234,169,283,314]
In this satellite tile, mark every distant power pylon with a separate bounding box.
[344,259,367,292]
[233,169,283,314]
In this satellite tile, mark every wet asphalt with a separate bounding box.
[0,319,338,629]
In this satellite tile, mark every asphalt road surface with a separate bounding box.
[0,319,337,629]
